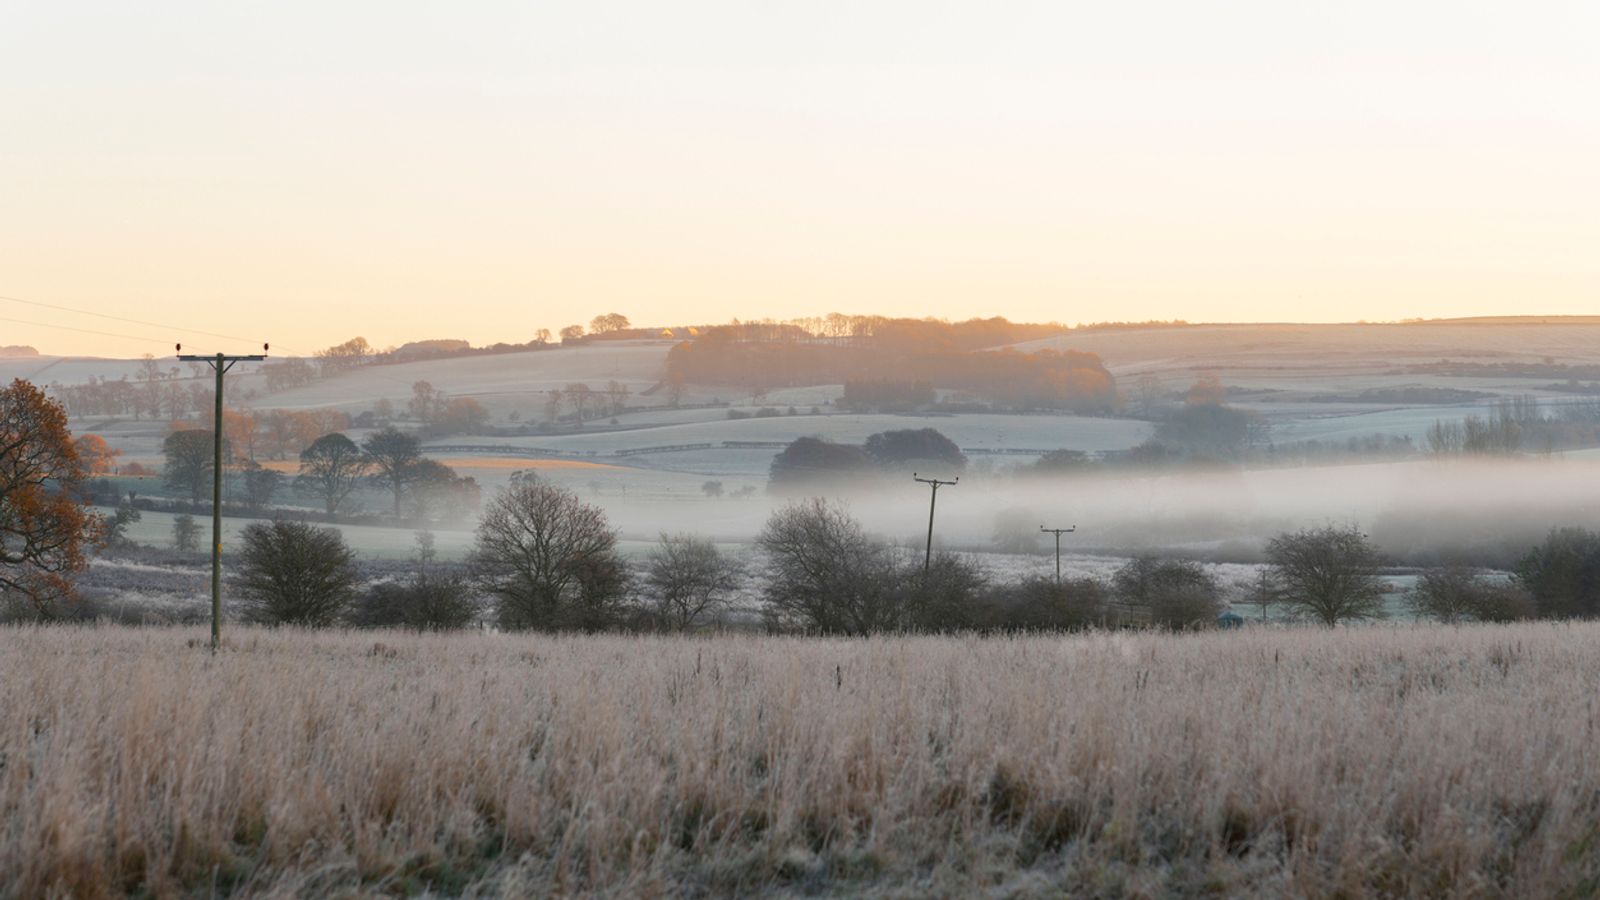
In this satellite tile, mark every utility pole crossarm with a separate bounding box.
[175,343,269,652]
[1041,525,1077,584]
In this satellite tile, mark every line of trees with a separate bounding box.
[227,480,743,631]
[543,380,633,425]
[158,426,480,524]
[667,327,1115,412]
[1423,395,1600,457]
[208,496,1397,634]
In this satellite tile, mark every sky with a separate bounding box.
[2,1,1597,358]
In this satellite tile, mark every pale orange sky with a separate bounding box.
[3,1,1597,357]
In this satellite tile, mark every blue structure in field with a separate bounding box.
[1217,610,1246,629]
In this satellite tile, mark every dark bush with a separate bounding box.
[353,573,479,630]
[234,520,359,626]
[1514,527,1600,618]
[903,552,989,631]
[981,577,1109,631]
[1113,557,1223,628]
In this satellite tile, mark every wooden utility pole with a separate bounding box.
[1040,525,1077,584]
[912,473,958,575]
[176,344,268,651]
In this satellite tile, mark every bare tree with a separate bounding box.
[1426,420,1465,457]
[407,380,445,424]
[234,520,358,626]
[757,499,898,634]
[471,481,629,631]
[297,433,370,516]
[664,374,687,408]
[1266,526,1386,626]
[565,384,594,424]
[604,380,631,416]
[644,533,741,631]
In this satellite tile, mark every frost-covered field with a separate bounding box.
[5,623,1597,896]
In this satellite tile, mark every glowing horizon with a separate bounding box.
[4,1,1597,357]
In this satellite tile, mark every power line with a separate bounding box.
[0,314,174,346]
[0,294,256,344]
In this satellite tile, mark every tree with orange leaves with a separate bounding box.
[1,379,103,615]
[73,433,121,475]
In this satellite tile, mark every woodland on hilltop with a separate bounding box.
[667,316,1116,411]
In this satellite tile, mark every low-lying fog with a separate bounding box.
[579,457,1600,569]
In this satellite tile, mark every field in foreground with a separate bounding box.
[4,627,1599,898]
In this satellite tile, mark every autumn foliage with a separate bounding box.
[667,319,1116,411]
[0,379,102,614]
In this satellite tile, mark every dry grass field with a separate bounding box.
[5,624,1600,898]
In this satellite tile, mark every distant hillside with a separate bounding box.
[1406,316,1600,326]
[1014,321,1600,374]
[0,345,39,358]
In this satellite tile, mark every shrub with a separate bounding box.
[982,576,1109,631]
[903,552,989,631]
[172,514,200,552]
[1113,557,1224,628]
[234,521,358,626]
[1515,528,1600,618]
[353,574,479,630]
